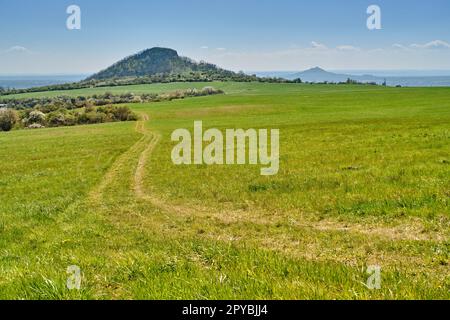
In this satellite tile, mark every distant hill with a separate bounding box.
[87,47,240,81]
[285,67,383,83]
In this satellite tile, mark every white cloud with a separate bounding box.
[392,43,409,50]
[410,40,450,49]
[1,46,32,54]
[200,46,209,49]
[310,41,328,50]
[216,47,226,51]
[336,45,360,51]
[8,46,29,52]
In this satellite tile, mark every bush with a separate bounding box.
[27,123,45,129]
[127,112,139,121]
[0,108,19,131]
[201,86,223,95]
[47,111,66,127]
[76,111,88,124]
[85,111,105,124]
[64,113,76,126]
[26,110,46,126]
[110,106,134,121]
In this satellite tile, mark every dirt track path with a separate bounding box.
[90,113,448,245]
[89,118,148,206]
[81,111,449,277]
[146,115,446,241]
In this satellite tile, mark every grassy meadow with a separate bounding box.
[0,82,449,299]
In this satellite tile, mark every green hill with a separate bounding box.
[87,47,241,81]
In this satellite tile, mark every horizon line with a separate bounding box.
[3,69,450,77]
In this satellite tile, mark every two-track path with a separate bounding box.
[83,110,448,280]
[93,112,447,242]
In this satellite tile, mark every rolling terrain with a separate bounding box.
[0,82,449,299]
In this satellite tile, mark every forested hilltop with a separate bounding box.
[88,47,241,80]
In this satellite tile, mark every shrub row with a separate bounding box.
[0,87,224,132]
[0,87,224,110]
[0,105,138,132]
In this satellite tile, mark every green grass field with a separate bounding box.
[0,82,449,299]
[2,82,242,100]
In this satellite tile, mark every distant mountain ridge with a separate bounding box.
[87,47,239,81]
[252,69,450,86]
[285,67,383,83]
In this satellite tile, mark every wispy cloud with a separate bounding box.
[392,43,409,50]
[200,46,209,49]
[336,45,361,51]
[7,46,30,53]
[410,40,450,49]
[216,47,226,51]
[1,46,33,55]
[310,41,328,50]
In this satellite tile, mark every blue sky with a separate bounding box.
[1,0,450,74]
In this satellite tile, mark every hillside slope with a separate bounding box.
[87,47,239,80]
